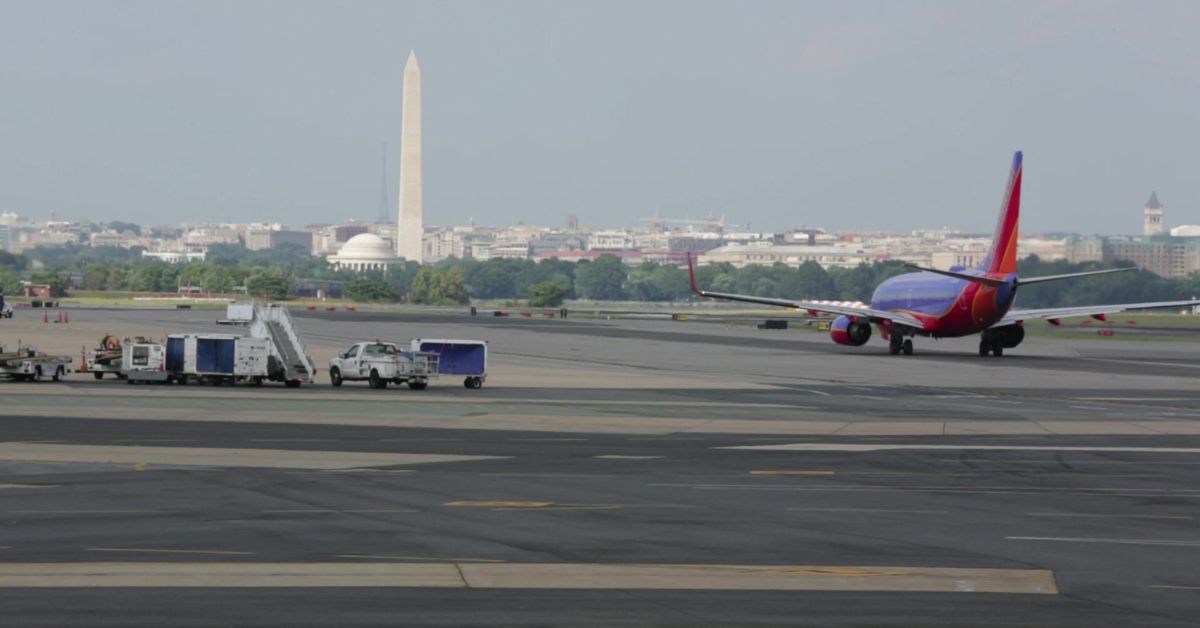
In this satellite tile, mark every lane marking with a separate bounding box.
[1150,584,1200,590]
[87,548,254,556]
[1026,512,1192,520]
[726,443,1200,454]
[803,389,831,396]
[751,470,835,476]
[446,500,554,509]
[0,562,1058,593]
[1007,536,1200,547]
[787,507,946,514]
[594,455,662,460]
[0,484,60,490]
[262,509,416,514]
[0,443,503,470]
[336,554,505,563]
[8,510,175,515]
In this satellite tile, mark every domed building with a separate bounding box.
[330,233,400,272]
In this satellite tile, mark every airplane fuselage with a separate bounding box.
[870,270,1019,337]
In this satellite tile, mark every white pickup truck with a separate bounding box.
[328,341,438,390]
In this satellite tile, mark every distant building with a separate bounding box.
[245,229,313,251]
[1144,192,1165,236]
[329,233,399,272]
[0,225,12,252]
[702,244,868,269]
[142,250,206,264]
[1104,235,1200,279]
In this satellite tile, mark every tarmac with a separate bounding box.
[0,307,1198,626]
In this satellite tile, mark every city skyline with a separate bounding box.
[1,2,1199,234]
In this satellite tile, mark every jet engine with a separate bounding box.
[991,324,1025,349]
[830,315,872,346]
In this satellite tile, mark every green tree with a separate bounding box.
[468,263,516,299]
[575,255,627,300]
[245,269,293,300]
[411,266,470,305]
[527,281,567,307]
[81,263,110,290]
[0,267,20,294]
[345,276,400,302]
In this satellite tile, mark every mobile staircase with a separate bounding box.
[220,303,316,387]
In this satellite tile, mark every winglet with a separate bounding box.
[686,252,700,294]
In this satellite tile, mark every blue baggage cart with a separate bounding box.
[411,338,487,389]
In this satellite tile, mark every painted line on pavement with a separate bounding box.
[1006,536,1200,547]
[1150,584,1200,591]
[336,554,504,563]
[1026,512,1192,520]
[0,442,504,470]
[787,507,946,514]
[0,562,1058,593]
[725,443,1200,454]
[87,548,254,556]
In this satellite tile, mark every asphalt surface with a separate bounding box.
[1,308,1199,626]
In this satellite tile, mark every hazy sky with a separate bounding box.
[2,0,1198,234]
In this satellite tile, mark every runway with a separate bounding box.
[1,308,1198,626]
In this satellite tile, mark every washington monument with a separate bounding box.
[397,51,423,262]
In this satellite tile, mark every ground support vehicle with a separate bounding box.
[0,294,12,319]
[0,344,72,382]
[165,334,271,386]
[218,303,315,388]
[121,340,170,384]
[411,338,488,389]
[82,334,126,379]
[328,341,439,390]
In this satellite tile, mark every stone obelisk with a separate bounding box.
[396,51,423,262]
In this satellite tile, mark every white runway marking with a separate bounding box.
[0,442,504,470]
[0,562,1058,593]
[802,389,831,396]
[1026,512,1192,520]
[87,548,254,556]
[1007,536,1200,548]
[724,443,1200,454]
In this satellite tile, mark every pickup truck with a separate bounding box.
[328,341,438,390]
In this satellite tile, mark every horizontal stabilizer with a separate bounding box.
[903,265,1008,287]
[1016,267,1136,286]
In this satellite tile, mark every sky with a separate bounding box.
[1,0,1198,234]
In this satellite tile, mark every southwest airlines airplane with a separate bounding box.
[688,151,1200,356]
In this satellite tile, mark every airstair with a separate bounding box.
[221,303,315,386]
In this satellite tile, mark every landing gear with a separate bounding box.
[979,333,1004,357]
[889,334,915,356]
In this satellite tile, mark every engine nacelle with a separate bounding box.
[992,324,1025,348]
[830,315,872,346]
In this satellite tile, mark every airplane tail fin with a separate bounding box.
[979,151,1022,275]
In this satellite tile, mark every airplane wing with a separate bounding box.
[994,299,1200,327]
[686,254,926,330]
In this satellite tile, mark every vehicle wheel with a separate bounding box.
[53,366,64,382]
[252,377,264,387]
[31,367,42,382]
[465,377,482,389]
[408,380,428,390]
[285,379,301,389]
[93,372,104,380]
[127,377,135,385]
[902,339,913,356]
[369,370,386,389]
[329,368,342,387]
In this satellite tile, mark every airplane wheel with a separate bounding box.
[992,343,1004,357]
[888,337,902,355]
[979,340,990,357]
[902,339,913,356]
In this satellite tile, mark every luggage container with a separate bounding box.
[410,338,487,389]
[166,333,270,385]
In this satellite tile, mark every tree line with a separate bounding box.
[5,242,1200,309]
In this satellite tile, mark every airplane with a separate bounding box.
[687,151,1200,356]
